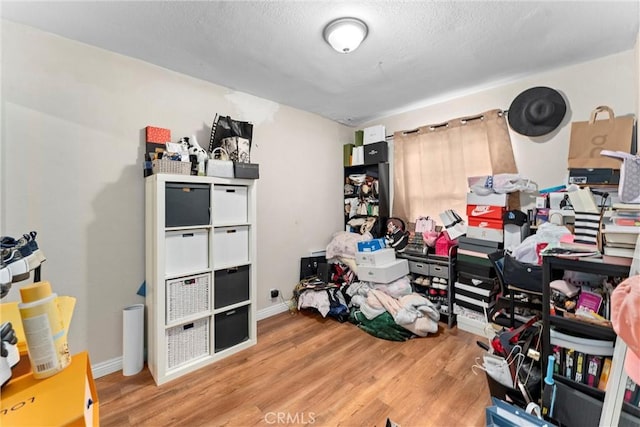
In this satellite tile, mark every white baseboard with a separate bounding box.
[256,302,290,320]
[92,356,123,379]
[91,303,290,378]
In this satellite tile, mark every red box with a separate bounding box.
[146,126,171,143]
[468,217,503,230]
[466,204,505,220]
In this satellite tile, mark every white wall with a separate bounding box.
[1,21,350,369]
[364,50,637,214]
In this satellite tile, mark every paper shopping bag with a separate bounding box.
[568,106,635,169]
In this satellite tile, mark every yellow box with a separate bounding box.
[0,351,99,426]
[1,297,76,355]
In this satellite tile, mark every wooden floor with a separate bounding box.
[95,310,491,427]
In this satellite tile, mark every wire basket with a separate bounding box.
[152,159,192,175]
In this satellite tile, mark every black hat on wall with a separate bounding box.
[508,86,567,137]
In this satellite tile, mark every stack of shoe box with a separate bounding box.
[454,192,507,336]
[355,241,409,284]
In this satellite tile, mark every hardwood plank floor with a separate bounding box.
[95,311,491,426]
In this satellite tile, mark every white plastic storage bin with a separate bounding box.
[166,317,210,369]
[166,273,211,324]
[165,230,209,277]
[213,185,248,225]
[214,226,249,267]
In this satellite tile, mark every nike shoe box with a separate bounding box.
[466,217,504,243]
[466,192,508,207]
[358,259,409,284]
[466,204,506,220]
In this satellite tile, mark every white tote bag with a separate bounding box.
[600,150,640,203]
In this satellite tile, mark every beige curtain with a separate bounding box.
[393,109,517,224]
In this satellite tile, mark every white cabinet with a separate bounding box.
[145,174,257,385]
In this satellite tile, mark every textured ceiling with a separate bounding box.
[2,1,639,126]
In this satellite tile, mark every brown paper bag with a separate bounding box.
[568,106,635,169]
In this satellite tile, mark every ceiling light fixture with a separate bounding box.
[323,17,368,54]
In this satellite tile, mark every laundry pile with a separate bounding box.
[294,230,440,341]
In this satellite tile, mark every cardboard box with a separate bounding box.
[364,141,388,165]
[355,248,396,267]
[466,192,508,207]
[363,125,386,145]
[466,204,506,220]
[358,259,409,283]
[357,238,386,252]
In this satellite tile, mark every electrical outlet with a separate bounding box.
[270,289,279,299]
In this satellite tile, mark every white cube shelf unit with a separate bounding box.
[145,174,257,385]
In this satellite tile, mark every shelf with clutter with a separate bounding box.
[0,233,98,426]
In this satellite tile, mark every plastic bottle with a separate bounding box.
[18,282,71,378]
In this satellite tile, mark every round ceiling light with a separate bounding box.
[323,17,368,54]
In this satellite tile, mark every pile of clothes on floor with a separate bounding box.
[293,231,440,341]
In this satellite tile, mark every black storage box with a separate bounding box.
[234,162,259,179]
[214,266,250,309]
[214,305,249,352]
[457,259,496,278]
[568,168,620,185]
[165,183,211,227]
[364,141,388,165]
[300,256,327,280]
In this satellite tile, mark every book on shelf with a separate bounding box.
[576,291,603,314]
[598,357,613,391]
[565,348,575,379]
[574,351,587,383]
[624,376,639,405]
[612,202,640,211]
[601,254,634,267]
[586,354,603,388]
[601,231,640,246]
[602,223,640,234]
[602,245,635,258]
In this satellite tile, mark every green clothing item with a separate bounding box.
[349,308,414,342]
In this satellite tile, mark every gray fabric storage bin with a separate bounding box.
[214,266,250,309]
[214,305,249,352]
[165,183,211,227]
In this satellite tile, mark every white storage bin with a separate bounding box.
[213,185,248,225]
[166,273,211,324]
[165,230,209,277]
[214,226,249,267]
[166,317,210,369]
[355,248,396,267]
[456,314,489,337]
[358,259,409,284]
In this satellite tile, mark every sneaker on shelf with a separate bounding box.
[414,276,424,285]
[23,232,46,265]
[0,266,11,299]
[0,249,29,282]
[422,277,431,287]
[1,235,40,271]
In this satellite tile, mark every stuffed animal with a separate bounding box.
[186,135,208,176]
